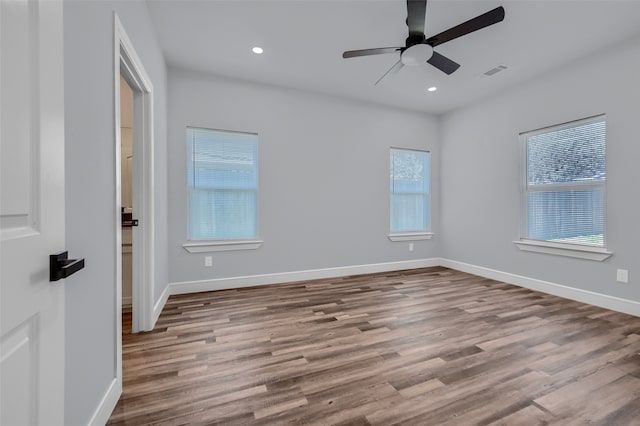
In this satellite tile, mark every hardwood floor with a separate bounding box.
[108,267,640,425]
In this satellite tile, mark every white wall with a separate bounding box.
[440,34,640,303]
[63,2,168,424]
[168,69,440,285]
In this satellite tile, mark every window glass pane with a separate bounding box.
[189,189,257,240]
[390,149,430,193]
[390,149,430,232]
[527,119,606,185]
[187,128,258,240]
[192,129,257,189]
[528,189,604,246]
[391,194,429,231]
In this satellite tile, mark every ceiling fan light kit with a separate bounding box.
[401,44,433,66]
[342,1,505,85]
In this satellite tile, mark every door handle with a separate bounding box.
[50,251,85,281]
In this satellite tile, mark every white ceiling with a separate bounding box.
[146,0,640,115]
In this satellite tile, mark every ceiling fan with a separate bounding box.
[342,1,505,85]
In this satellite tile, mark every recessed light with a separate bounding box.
[252,47,264,54]
[427,86,437,92]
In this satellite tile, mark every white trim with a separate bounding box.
[153,257,638,329]
[151,283,171,328]
[87,378,121,426]
[513,239,612,261]
[388,233,434,242]
[114,13,155,334]
[439,258,639,317]
[169,259,439,295]
[107,13,157,426]
[183,240,264,253]
[112,14,124,420]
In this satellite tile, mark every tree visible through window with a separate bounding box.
[522,115,606,246]
[187,127,258,241]
[390,148,430,233]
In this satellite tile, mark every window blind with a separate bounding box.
[187,127,258,240]
[390,148,430,233]
[525,116,605,246]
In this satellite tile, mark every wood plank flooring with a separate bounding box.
[108,267,640,425]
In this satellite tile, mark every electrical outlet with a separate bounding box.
[409,243,414,252]
[616,269,628,283]
[205,256,213,267]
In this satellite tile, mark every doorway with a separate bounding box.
[120,75,134,319]
[113,14,156,399]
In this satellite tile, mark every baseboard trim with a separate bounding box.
[169,259,440,295]
[151,283,171,328]
[162,257,638,318]
[87,378,121,426]
[439,258,640,317]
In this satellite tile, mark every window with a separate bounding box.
[187,127,258,241]
[390,148,431,237]
[520,115,606,249]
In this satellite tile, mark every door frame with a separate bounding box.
[113,12,155,347]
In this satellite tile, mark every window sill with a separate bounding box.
[183,240,263,253]
[388,232,434,242]
[513,239,612,261]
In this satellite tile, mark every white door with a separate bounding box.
[1,0,67,425]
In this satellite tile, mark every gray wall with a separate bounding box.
[440,35,640,302]
[167,69,440,284]
[64,1,168,424]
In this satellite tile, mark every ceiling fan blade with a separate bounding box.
[375,60,404,86]
[343,47,402,59]
[426,6,505,48]
[427,51,460,75]
[406,0,427,36]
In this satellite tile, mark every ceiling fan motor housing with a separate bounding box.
[405,34,426,47]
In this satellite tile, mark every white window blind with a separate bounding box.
[187,127,258,241]
[523,115,606,246]
[390,148,431,233]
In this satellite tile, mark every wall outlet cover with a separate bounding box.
[616,269,629,283]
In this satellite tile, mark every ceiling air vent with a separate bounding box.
[481,64,509,77]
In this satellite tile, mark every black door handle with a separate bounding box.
[50,251,85,281]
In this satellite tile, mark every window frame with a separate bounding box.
[183,126,263,253]
[388,147,433,241]
[515,114,611,261]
